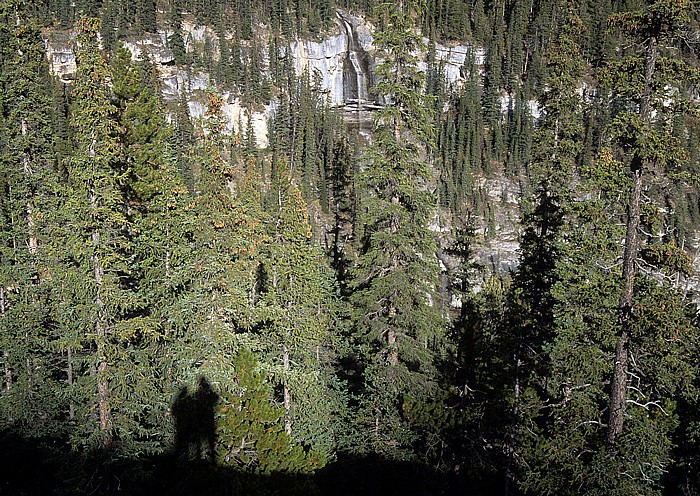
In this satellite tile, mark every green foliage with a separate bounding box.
[268,67,340,209]
[38,17,151,451]
[437,48,484,213]
[0,0,64,437]
[217,349,326,473]
[640,242,693,276]
[608,0,692,38]
[256,159,346,457]
[349,0,448,460]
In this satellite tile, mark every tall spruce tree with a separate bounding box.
[349,0,447,458]
[515,3,700,493]
[52,18,150,450]
[111,47,199,449]
[183,91,267,409]
[256,159,344,458]
[509,9,586,493]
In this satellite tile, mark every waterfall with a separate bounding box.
[338,13,371,104]
[347,49,368,101]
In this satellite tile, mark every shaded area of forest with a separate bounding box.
[0,428,474,496]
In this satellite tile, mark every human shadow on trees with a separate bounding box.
[172,376,218,465]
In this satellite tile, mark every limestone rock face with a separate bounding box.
[420,44,486,87]
[286,12,375,106]
[289,32,348,105]
[41,12,486,149]
[287,12,480,106]
[122,33,175,65]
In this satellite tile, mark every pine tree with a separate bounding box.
[514,4,700,492]
[136,0,156,33]
[603,0,698,454]
[505,11,586,492]
[51,17,143,450]
[168,0,187,65]
[185,91,266,391]
[437,48,484,214]
[217,349,325,474]
[111,47,200,449]
[483,42,505,170]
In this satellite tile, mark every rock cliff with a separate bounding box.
[43,11,481,139]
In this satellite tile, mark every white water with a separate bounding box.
[340,15,370,103]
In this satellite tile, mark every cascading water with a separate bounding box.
[338,12,371,105]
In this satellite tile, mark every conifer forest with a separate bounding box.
[2,0,700,494]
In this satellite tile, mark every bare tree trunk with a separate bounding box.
[607,34,657,454]
[21,119,38,255]
[97,337,110,446]
[387,325,399,366]
[504,339,522,495]
[2,352,10,392]
[165,227,171,278]
[1,288,10,392]
[607,168,641,452]
[27,203,38,254]
[88,131,112,448]
[283,346,292,435]
[25,356,33,398]
[67,346,75,420]
[93,225,111,448]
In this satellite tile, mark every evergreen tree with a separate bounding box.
[185,91,266,394]
[505,12,586,492]
[437,48,484,214]
[483,43,505,170]
[0,0,63,437]
[168,0,187,65]
[136,0,156,32]
[349,0,447,459]
[217,349,325,474]
[603,0,698,454]
[515,5,700,493]
[111,47,199,449]
[51,17,150,450]
[256,160,345,458]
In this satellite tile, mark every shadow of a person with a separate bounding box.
[172,376,219,464]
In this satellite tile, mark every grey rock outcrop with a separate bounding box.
[44,31,75,82]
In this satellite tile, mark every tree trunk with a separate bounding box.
[606,34,657,454]
[97,337,110,447]
[92,227,111,448]
[607,167,641,452]
[283,346,292,435]
[67,346,75,420]
[165,227,171,278]
[1,288,10,392]
[387,325,399,366]
[21,119,38,255]
[504,337,522,495]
